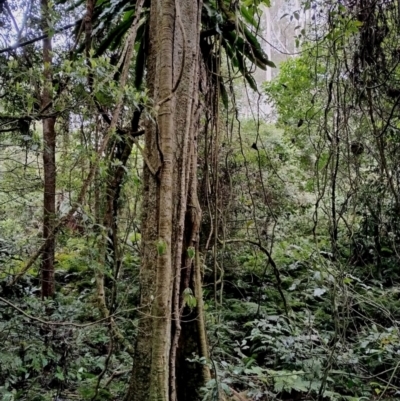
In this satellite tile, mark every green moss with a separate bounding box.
[56,252,86,273]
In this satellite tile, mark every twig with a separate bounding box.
[219,238,289,315]
[104,369,130,387]
[230,387,249,401]
[0,21,81,54]
[91,333,114,401]
[4,1,20,36]
[133,137,158,175]
[0,296,135,328]
[377,360,400,400]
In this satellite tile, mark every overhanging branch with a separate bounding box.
[0,20,82,54]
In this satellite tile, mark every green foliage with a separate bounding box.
[3,1,400,400]
[156,239,167,256]
[0,285,134,400]
[187,246,196,259]
[183,288,197,309]
[207,235,400,399]
[87,0,273,93]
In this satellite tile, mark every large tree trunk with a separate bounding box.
[126,1,209,400]
[40,0,56,299]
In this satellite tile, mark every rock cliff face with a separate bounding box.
[240,0,302,120]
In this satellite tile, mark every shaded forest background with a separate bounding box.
[1,0,400,400]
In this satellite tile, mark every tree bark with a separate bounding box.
[41,0,56,299]
[126,1,209,400]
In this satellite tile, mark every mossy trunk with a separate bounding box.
[125,1,209,400]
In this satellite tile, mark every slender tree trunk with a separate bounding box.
[41,0,56,299]
[104,107,143,314]
[126,1,209,400]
